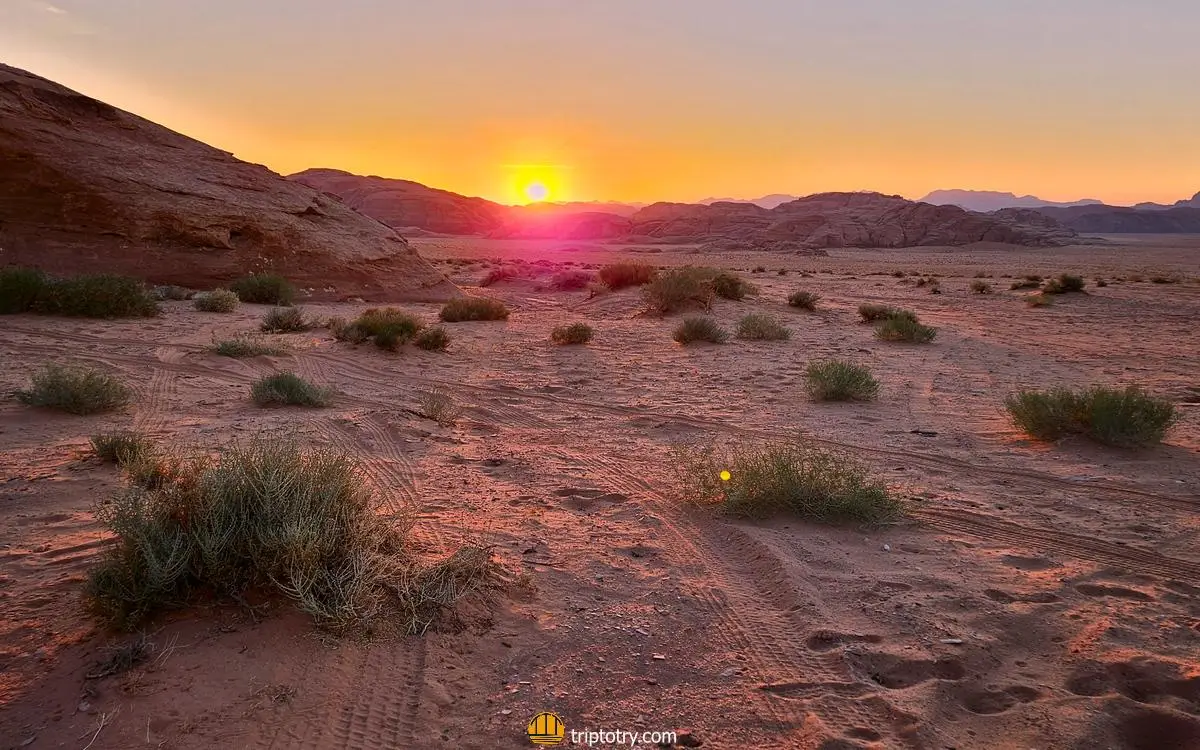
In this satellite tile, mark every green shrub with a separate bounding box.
[330,318,370,344]
[229,274,295,305]
[210,335,286,358]
[673,438,901,523]
[970,280,992,294]
[875,315,936,343]
[85,436,494,630]
[672,316,729,344]
[439,297,510,322]
[355,308,423,338]
[1005,387,1177,447]
[857,303,915,323]
[261,306,311,333]
[1043,274,1085,294]
[551,322,594,345]
[414,327,451,351]
[0,267,48,313]
[735,313,790,341]
[250,372,333,407]
[92,431,154,466]
[598,262,657,290]
[17,364,133,414]
[193,289,239,313]
[787,291,820,310]
[547,270,595,291]
[711,272,755,301]
[805,360,879,402]
[31,274,159,318]
[643,268,715,314]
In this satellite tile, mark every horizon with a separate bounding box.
[3,1,1198,206]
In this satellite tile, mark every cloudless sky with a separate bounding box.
[3,0,1198,204]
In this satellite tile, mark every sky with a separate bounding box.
[3,0,1199,205]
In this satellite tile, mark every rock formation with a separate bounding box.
[0,65,457,301]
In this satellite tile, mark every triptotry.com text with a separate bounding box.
[570,729,678,747]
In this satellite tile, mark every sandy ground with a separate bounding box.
[1,237,1198,750]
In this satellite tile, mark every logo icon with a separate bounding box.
[527,712,565,746]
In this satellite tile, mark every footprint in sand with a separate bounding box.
[960,684,1041,715]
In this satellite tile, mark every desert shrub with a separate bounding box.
[1150,275,1180,284]
[85,436,495,630]
[261,306,311,333]
[551,322,594,345]
[1005,386,1176,447]
[711,272,755,301]
[152,285,193,301]
[210,335,286,358]
[0,267,49,313]
[915,277,931,288]
[735,313,790,341]
[598,262,657,290]
[875,315,936,343]
[439,297,510,322]
[193,289,239,313]
[229,274,295,305]
[672,316,729,344]
[787,291,820,310]
[1096,279,1109,288]
[414,327,451,351]
[29,274,159,318]
[17,364,132,414]
[92,431,154,466]
[480,265,532,287]
[418,387,461,426]
[355,308,422,338]
[673,438,901,523]
[1025,293,1053,307]
[891,270,906,278]
[752,266,767,273]
[1010,279,1042,290]
[547,270,595,291]
[858,303,910,323]
[643,267,715,314]
[1043,274,1085,294]
[805,360,879,402]
[250,372,333,407]
[330,318,370,344]
[777,269,789,276]
[969,280,992,294]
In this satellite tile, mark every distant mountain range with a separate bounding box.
[923,189,1200,232]
[699,194,801,209]
[919,190,1105,212]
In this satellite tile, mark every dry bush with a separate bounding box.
[153,285,193,301]
[735,313,790,341]
[330,318,371,344]
[418,387,462,426]
[85,436,496,631]
[210,335,286,358]
[18,273,160,318]
[1005,386,1176,447]
[969,280,992,294]
[787,291,820,310]
[230,274,295,305]
[1010,279,1042,290]
[1150,275,1181,284]
[805,360,879,402]
[250,372,333,407]
[875,315,936,343]
[1043,274,1085,294]
[439,297,510,322]
[551,322,594,345]
[598,262,657,290]
[547,270,595,291]
[92,431,155,466]
[193,289,239,313]
[672,316,729,344]
[261,306,312,333]
[1025,293,1053,308]
[673,438,902,523]
[414,327,451,351]
[17,364,132,414]
[857,303,914,323]
[711,272,756,301]
[643,268,715,314]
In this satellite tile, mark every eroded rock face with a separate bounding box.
[0,65,457,301]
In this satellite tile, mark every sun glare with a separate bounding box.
[524,182,550,202]
[505,164,567,204]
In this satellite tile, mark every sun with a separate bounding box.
[524,181,550,202]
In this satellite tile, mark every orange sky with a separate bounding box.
[3,1,1198,206]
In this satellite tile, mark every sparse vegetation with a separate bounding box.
[875,315,936,343]
[330,318,371,344]
[85,436,495,630]
[1043,273,1085,294]
[418,387,462,426]
[229,274,295,305]
[551,322,594,345]
[250,372,333,407]
[153,285,192,301]
[210,335,286,358]
[261,306,312,333]
[969,280,993,294]
[1010,279,1042,290]
[0,267,48,314]
[91,431,154,466]
[1096,279,1109,288]
[674,438,902,523]
[1150,275,1180,284]
[643,267,715,314]
[857,303,915,323]
[1005,386,1177,448]
[598,262,657,290]
[547,270,594,291]
[0,269,160,318]
[711,272,756,301]
[1025,292,1053,307]
[193,288,239,313]
[672,316,729,344]
[805,360,880,402]
[414,327,451,351]
[17,364,133,414]
[439,297,510,322]
[787,290,820,310]
[735,313,790,341]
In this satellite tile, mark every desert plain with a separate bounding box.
[1,235,1198,750]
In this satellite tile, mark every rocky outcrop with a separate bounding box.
[0,65,457,301]
[1030,204,1200,233]
[920,189,1103,212]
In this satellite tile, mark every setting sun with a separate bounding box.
[524,182,549,202]
[504,164,567,205]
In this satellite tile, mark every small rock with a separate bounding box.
[652,653,666,661]
[882,544,891,552]
[500,709,512,716]
[940,638,964,645]
[676,729,703,747]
